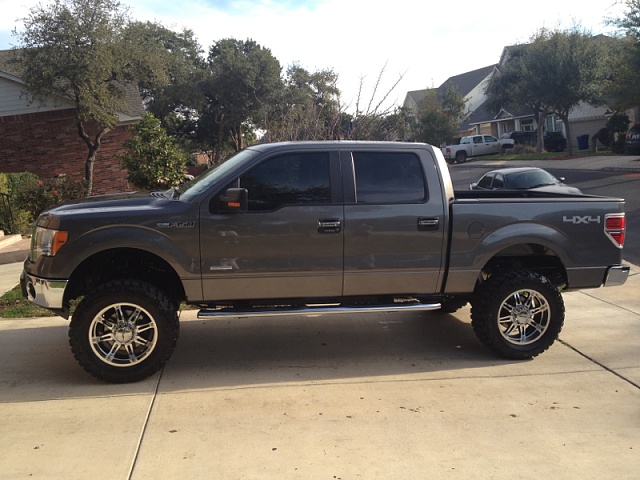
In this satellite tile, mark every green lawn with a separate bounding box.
[491,150,614,161]
[0,285,56,318]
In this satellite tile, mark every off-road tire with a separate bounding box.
[471,270,564,359]
[69,280,179,383]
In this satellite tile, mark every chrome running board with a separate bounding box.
[197,302,442,319]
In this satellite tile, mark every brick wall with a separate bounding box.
[0,108,134,195]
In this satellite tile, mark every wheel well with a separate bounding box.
[65,248,186,309]
[481,243,567,288]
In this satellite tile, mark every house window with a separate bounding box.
[521,119,534,132]
[545,115,563,133]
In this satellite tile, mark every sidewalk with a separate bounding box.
[0,234,30,295]
[0,270,638,479]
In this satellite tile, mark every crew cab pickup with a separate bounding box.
[21,141,629,383]
[442,134,515,164]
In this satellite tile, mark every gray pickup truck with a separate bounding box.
[21,141,629,383]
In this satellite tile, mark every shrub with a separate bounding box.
[118,114,189,191]
[8,173,87,233]
[511,144,537,154]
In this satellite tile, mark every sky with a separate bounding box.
[0,0,629,113]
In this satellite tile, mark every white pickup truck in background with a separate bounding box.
[441,134,515,164]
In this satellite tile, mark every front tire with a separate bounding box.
[69,280,179,383]
[471,270,564,359]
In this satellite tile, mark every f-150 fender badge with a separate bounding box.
[563,215,601,225]
[157,221,196,228]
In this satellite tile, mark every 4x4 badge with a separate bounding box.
[563,215,601,225]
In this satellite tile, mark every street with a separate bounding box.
[450,165,640,265]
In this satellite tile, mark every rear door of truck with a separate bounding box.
[341,146,448,296]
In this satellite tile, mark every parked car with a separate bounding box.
[544,132,567,152]
[624,122,640,155]
[470,167,582,194]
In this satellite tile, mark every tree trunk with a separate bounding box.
[213,113,226,165]
[536,109,550,153]
[561,113,572,156]
[234,124,243,152]
[75,116,110,196]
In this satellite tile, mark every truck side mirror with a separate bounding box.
[219,188,248,212]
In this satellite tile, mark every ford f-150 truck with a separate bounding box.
[442,134,515,164]
[21,141,629,383]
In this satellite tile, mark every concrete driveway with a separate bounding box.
[1,267,638,479]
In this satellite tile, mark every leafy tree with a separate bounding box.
[485,44,552,152]
[607,1,640,111]
[531,28,609,155]
[13,0,176,195]
[414,86,466,146]
[262,65,341,141]
[127,21,207,144]
[485,28,609,155]
[118,114,189,191]
[199,38,282,163]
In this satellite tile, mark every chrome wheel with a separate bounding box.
[497,289,550,346]
[89,302,159,367]
[471,270,564,359]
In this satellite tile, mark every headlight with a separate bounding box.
[29,227,68,261]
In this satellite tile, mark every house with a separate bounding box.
[403,64,496,139]
[404,42,622,151]
[0,49,144,194]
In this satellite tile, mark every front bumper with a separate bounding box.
[20,271,68,310]
[603,265,630,287]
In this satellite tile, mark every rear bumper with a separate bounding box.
[603,265,630,287]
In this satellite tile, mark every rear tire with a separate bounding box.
[471,270,564,359]
[69,280,179,383]
[455,151,467,163]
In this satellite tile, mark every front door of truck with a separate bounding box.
[199,151,344,301]
[341,150,447,296]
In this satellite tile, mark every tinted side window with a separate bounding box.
[240,152,331,211]
[492,174,504,189]
[352,152,426,204]
[477,174,493,189]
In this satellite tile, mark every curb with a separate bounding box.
[0,234,24,250]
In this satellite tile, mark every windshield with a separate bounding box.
[176,148,259,201]
[506,170,559,189]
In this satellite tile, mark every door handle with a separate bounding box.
[318,219,342,234]
[418,217,439,231]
